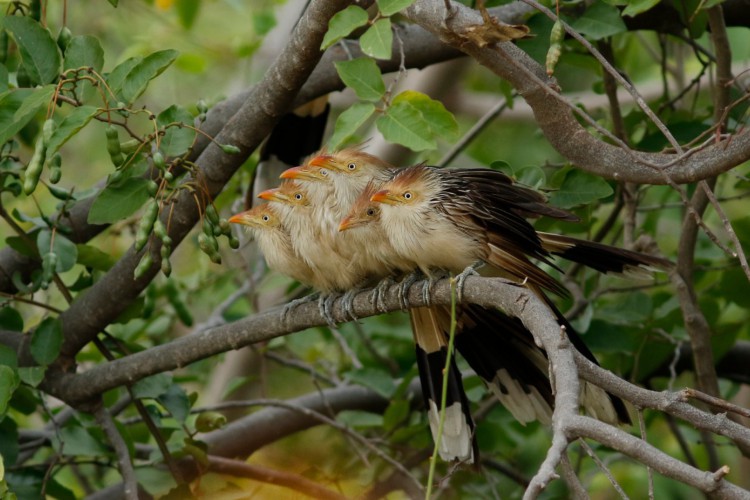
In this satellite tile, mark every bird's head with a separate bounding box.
[228,203,280,230]
[280,164,331,183]
[257,181,310,207]
[338,182,381,232]
[370,166,434,207]
[309,148,390,180]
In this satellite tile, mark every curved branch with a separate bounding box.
[403,0,750,185]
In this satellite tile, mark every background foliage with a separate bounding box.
[0,0,749,498]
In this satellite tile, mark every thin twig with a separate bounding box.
[93,404,138,500]
[681,388,750,419]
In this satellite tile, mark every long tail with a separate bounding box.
[410,307,476,463]
[539,232,673,276]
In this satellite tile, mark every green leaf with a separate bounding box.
[548,169,613,208]
[621,0,660,17]
[157,384,190,422]
[88,177,153,225]
[376,100,436,151]
[337,410,384,428]
[17,366,45,387]
[321,5,369,50]
[252,10,277,36]
[176,0,201,30]
[30,317,62,366]
[13,85,54,124]
[328,102,375,149]
[3,16,61,85]
[76,244,117,271]
[63,35,104,72]
[119,50,179,104]
[45,105,98,158]
[37,230,78,273]
[0,365,19,417]
[571,1,627,40]
[383,399,410,431]
[55,425,108,456]
[515,165,546,189]
[0,89,37,145]
[392,90,458,140]
[132,373,172,399]
[0,63,9,94]
[0,344,18,369]
[345,367,396,398]
[106,56,141,99]
[360,18,393,60]
[334,58,385,102]
[0,307,23,333]
[377,0,416,16]
[157,105,196,157]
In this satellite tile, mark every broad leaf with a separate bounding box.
[622,0,660,17]
[106,56,141,100]
[321,5,369,49]
[88,177,153,225]
[548,169,613,208]
[392,90,458,140]
[0,365,19,417]
[157,384,190,422]
[334,58,385,102]
[0,89,35,146]
[328,102,375,149]
[17,366,45,387]
[377,0,416,16]
[0,307,23,332]
[157,105,196,157]
[3,16,61,85]
[63,35,105,72]
[45,106,99,158]
[132,373,172,399]
[376,101,435,151]
[571,1,626,40]
[13,85,55,126]
[119,50,178,104]
[37,230,78,273]
[76,244,117,271]
[54,426,108,457]
[30,317,62,366]
[360,18,393,60]
[176,0,201,30]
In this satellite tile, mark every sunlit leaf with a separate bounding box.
[360,18,392,59]
[377,101,436,151]
[328,102,375,149]
[377,0,416,16]
[334,58,386,102]
[321,5,369,50]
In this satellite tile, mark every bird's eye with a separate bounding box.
[294,193,303,200]
[366,208,376,217]
[262,215,270,222]
[320,169,329,176]
[403,192,412,200]
[347,162,356,170]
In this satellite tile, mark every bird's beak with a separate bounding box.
[257,189,283,202]
[280,165,323,181]
[228,212,250,226]
[308,154,333,168]
[338,216,355,232]
[370,189,398,205]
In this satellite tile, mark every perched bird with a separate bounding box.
[227,203,315,287]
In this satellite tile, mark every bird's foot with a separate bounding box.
[455,261,483,303]
[341,288,361,322]
[282,293,319,326]
[318,293,339,328]
[397,271,422,310]
[421,277,437,307]
[372,276,395,313]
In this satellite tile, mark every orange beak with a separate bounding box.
[370,190,390,204]
[338,216,354,232]
[280,166,304,179]
[228,212,247,224]
[308,154,333,168]
[257,188,279,201]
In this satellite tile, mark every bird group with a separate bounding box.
[228,147,671,463]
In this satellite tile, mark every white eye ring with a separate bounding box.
[403,192,412,200]
[262,215,270,222]
[294,193,302,200]
[347,162,356,170]
[320,169,329,176]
